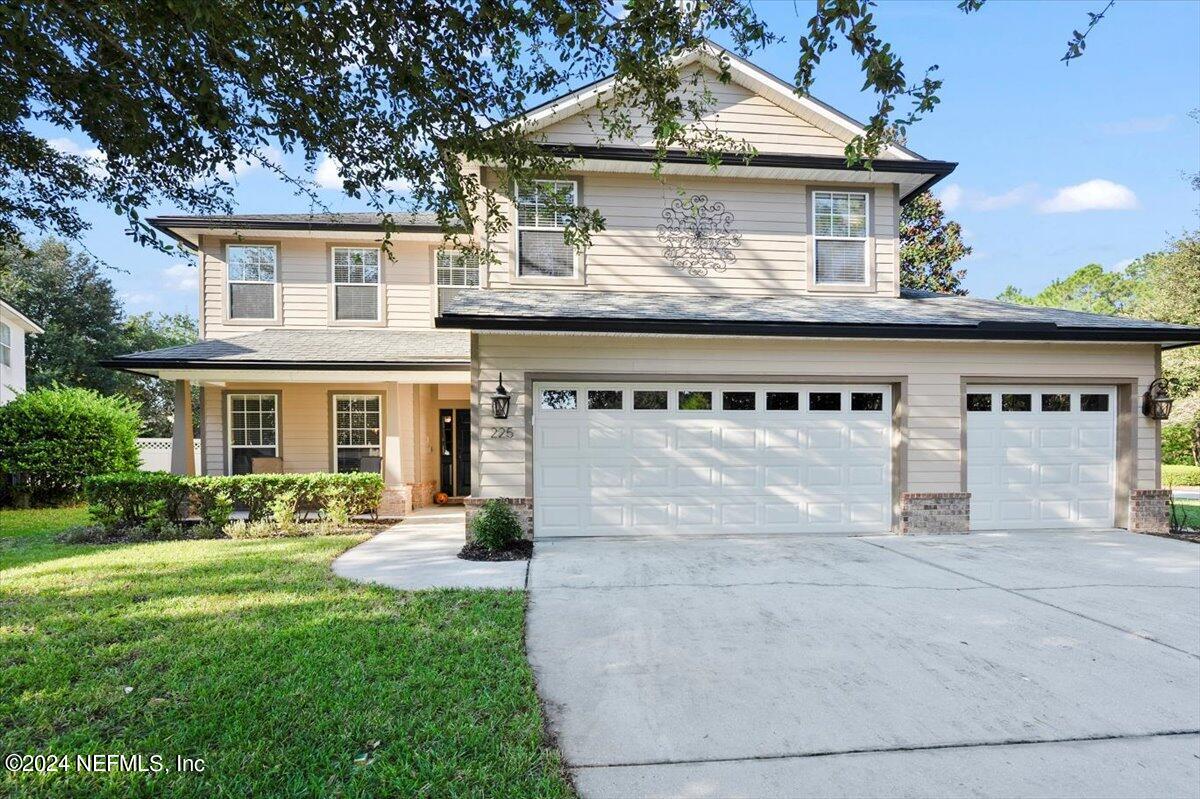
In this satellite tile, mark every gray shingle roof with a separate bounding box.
[109,329,470,368]
[438,288,1200,343]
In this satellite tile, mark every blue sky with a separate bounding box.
[39,0,1200,318]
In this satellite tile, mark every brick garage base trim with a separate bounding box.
[464,497,534,542]
[900,492,970,535]
[1129,489,1172,535]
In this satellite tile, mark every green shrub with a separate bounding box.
[1163,464,1200,488]
[84,472,188,531]
[0,387,141,505]
[469,500,523,551]
[1162,424,1197,466]
[82,471,383,531]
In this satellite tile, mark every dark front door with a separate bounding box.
[439,408,472,497]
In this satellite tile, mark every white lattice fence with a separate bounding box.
[136,438,202,473]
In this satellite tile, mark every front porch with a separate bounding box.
[105,328,473,518]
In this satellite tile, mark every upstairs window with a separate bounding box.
[436,250,481,288]
[332,247,381,321]
[0,322,10,367]
[227,244,277,319]
[812,190,869,285]
[516,179,577,278]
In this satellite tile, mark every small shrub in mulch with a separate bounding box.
[458,540,533,562]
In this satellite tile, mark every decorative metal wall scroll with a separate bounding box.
[656,194,742,277]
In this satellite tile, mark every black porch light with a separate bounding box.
[1142,378,1173,420]
[491,373,511,419]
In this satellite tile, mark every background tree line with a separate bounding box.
[0,239,197,437]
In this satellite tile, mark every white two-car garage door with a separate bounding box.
[532,382,893,537]
[967,385,1117,529]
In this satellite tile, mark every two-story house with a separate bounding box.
[110,43,1200,534]
[1,298,43,405]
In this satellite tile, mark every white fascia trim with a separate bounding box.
[0,300,44,335]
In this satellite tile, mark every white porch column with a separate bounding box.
[170,379,195,475]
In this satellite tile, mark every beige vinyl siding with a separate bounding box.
[199,236,436,337]
[485,173,898,296]
[473,335,1159,499]
[538,66,850,157]
[200,381,447,490]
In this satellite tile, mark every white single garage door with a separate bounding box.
[533,382,893,537]
[967,385,1116,529]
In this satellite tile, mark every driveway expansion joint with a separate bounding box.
[858,538,1200,659]
[568,729,1200,771]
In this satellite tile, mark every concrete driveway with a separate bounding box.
[526,530,1200,798]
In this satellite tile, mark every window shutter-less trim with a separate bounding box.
[331,247,380,321]
[516,180,577,278]
[812,190,868,285]
[227,244,277,319]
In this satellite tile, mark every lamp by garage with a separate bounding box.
[491,373,511,419]
[1141,378,1173,420]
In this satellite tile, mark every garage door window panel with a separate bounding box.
[1081,394,1110,412]
[851,392,884,411]
[723,391,756,411]
[587,390,623,410]
[1042,393,1071,412]
[809,392,841,411]
[679,391,713,411]
[766,392,800,411]
[633,390,668,410]
[541,389,577,410]
[967,393,993,412]
[1002,393,1032,412]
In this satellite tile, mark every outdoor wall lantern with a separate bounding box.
[1142,378,1174,420]
[491,374,512,419]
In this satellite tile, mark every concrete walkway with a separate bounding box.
[332,506,527,590]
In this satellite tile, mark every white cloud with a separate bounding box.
[1110,257,1136,272]
[120,291,160,308]
[938,183,1037,213]
[314,155,344,189]
[314,154,411,193]
[214,146,283,180]
[938,183,963,211]
[972,183,1038,212]
[1037,179,1138,214]
[1099,115,1174,135]
[163,262,198,292]
[48,137,107,177]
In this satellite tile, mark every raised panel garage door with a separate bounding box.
[532,382,893,537]
[967,385,1116,529]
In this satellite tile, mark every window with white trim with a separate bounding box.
[0,323,10,367]
[333,394,382,473]
[436,250,480,288]
[228,393,277,475]
[516,179,577,278]
[331,247,381,321]
[812,190,869,285]
[226,244,277,319]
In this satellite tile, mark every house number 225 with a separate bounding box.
[490,427,515,439]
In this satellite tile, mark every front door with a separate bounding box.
[440,408,472,497]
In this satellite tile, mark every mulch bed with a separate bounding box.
[458,540,533,561]
[1140,529,1200,544]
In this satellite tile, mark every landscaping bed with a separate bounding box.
[0,506,572,798]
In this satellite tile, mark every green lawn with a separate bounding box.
[1174,500,1200,531]
[0,507,572,798]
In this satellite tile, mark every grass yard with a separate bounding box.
[1174,499,1200,531]
[0,507,572,798]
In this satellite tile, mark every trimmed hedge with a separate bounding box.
[1162,424,1197,466]
[0,387,141,505]
[84,471,385,531]
[1163,464,1200,488]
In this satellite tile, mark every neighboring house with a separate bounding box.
[109,43,1200,532]
[0,298,44,405]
